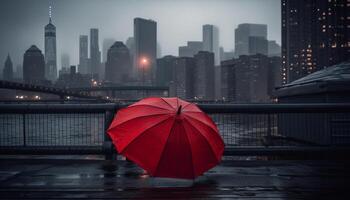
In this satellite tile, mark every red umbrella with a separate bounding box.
[107,97,224,179]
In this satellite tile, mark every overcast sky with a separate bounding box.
[0,0,281,70]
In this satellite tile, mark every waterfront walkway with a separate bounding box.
[0,158,349,199]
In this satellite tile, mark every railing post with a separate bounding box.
[265,114,272,147]
[104,108,116,160]
[22,113,26,147]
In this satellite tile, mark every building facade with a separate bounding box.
[193,51,215,100]
[235,23,268,57]
[134,18,157,84]
[23,45,46,84]
[79,35,88,74]
[156,55,176,86]
[2,54,13,81]
[281,0,350,84]
[178,41,203,57]
[221,54,280,103]
[105,41,132,84]
[90,28,101,78]
[203,25,219,65]
[44,17,57,82]
[171,57,195,99]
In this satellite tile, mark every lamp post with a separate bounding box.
[140,57,149,98]
[140,57,149,86]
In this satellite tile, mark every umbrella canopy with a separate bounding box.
[107,97,225,179]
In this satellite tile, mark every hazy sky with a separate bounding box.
[0,0,281,70]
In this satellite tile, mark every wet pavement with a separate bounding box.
[0,158,349,199]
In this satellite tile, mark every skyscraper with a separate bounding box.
[105,41,132,84]
[235,23,268,57]
[2,54,13,81]
[220,54,280,103]
[193,51,215,100]
[79,35,88,74]
[44,6,57,82]
[156,55,176,86]
[171,57,195,99]
[203,25,219,65]
[23,45,45,84]
[61,53,70,69]
[90,28,101,78]
[268,40,281,57]
[178,41,203,57]
[248,36,268,55]
[102,38,115,62]
[281,0,350,84]
[134,18,157,84]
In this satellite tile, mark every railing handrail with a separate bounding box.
[2,103,350,114]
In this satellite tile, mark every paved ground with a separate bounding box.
[0,158,349,199]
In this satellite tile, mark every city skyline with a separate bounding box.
[0,0,281,69]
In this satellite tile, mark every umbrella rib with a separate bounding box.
[181,102,193,110]
[109,113,170,130]
[160,97,176,110]
[181,122,196,179]
[120,116,173,155]
[153,117,177,177]
[184,114,218,134]
[183,117,220,163]
[128,104,172,111]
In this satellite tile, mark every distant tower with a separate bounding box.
[203,25,219,65]
[90,28,101,79]
[134,18,157,84]
[194,51,215,100]
[3,54,13,81]
[102,38,115,63]
[44,5,57,82]
[105,41,132,84]
[79,35,88,74]
[23,45,45,84]
[234,23,268,57]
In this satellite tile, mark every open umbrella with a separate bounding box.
[107,97,224,179]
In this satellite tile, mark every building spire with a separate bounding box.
[49,5,52,23]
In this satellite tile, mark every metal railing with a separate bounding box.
[1,103,350,157]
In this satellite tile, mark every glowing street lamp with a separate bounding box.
[139,57,149,85]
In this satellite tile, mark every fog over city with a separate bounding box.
[0,0,281,68]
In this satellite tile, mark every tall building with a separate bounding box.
[171,57,195,99]
[55,65,90,88]
[102,38,115,62]
[90,28,101,78]
[105,41,132,84]
[248,36,268,55]
[2,54,13,81]
[281,0,350,84]
[156,55,176,86]
[134,18,157,84]
[235,23,268,57]
[178,41,203,57]
[61,53,70,69]
[268,40,281,57]
[203,25,220,65]
[220,54,280,102]
[219,47,234,61]
[15,64,22,79]
[23,45,45,84]
[44,7,57,82]
[193,51,215,100]
[125,37,135,77]
[79,35,88,74]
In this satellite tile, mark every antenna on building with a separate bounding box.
[49,5,52,23]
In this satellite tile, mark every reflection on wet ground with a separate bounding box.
[0,159,349,199]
